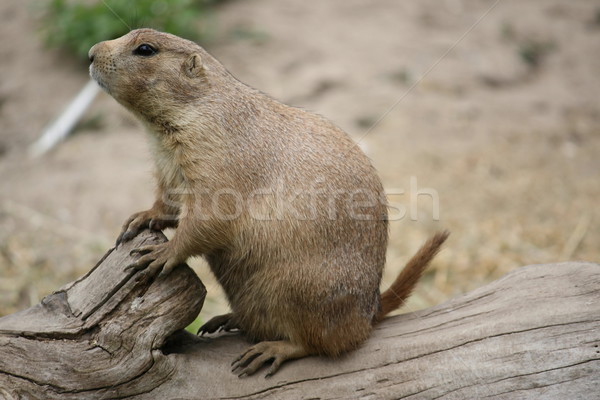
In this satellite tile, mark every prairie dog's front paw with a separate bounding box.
[117,209,178,244]
[127,242,183,276]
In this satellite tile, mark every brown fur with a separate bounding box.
[375,230,450,323]
[89,29,448,375]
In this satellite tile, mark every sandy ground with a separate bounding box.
[1,0,599,320]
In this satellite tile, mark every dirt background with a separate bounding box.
[1,0,599,322]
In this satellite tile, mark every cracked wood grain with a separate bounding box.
[0,230,598,399]
[0,230,205,399]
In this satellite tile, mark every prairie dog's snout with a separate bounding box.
[88,45,97,63]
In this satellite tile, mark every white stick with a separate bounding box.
[29,80,101,157]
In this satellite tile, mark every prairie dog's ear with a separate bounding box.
[184,54,204,78]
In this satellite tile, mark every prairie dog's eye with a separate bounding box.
[133,44,157,56]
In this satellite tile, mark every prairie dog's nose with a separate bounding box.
[88,44,99,63]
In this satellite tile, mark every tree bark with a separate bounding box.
[0,230,598,399]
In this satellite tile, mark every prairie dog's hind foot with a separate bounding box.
[197,313,239,335]
[232,340,308,378]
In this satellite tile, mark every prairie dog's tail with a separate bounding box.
[374,231,449,323]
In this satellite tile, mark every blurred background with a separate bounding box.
[0,0,598,326]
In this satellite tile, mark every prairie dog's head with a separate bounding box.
[89,29,213,121]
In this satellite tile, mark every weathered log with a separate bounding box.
[0,230,598,399]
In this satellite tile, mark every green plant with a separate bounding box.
[39,0,218,61]
[185,315,204,334]
[518,39,556,68]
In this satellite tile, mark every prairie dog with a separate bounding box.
[89,29,448,377]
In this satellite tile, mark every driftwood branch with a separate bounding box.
[0,230,598,399]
